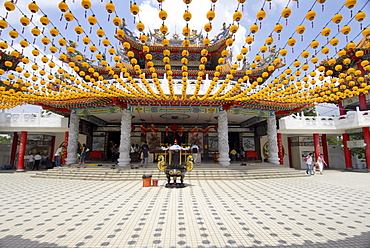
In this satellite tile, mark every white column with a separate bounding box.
[267,115,279,164]
[218,110,230,166]
[65,113,80,165]
[117,110,131,167]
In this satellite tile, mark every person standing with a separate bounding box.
[28,152,35,170]
[54,146,64,167]
[140,141,149,168]
[79,144,87,166]
[305,153,314,175]
[317,154,327,175]
[33,152,42,170]
[191,142,200,164]
[130,144,135,162]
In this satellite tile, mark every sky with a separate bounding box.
[0,0,369,115]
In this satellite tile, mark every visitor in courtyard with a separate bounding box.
[110,143,118,162]
[130,144,135,162]
[230,149,237,161]
[33,152,42,170]
[305,153,314,175]
[317,154,327,175]
[79,144,87,166]
[140,141,149,168]
[54,146,64,167]
[28,152,34,170]
[191,142,200,163]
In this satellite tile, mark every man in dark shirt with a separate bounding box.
[140,142,149,168]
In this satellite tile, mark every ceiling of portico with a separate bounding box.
[87,111,257,126]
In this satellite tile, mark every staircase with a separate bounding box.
[31,163,308,181]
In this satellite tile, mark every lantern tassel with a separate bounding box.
[84,10,87,18]
[311,22,314,28]
[322,5,324,12]
[286,19,288,25]
[297,0,299,8]
[90,27,92,34]
[22,27,25,34]
[269,2,272,9]
[301,35,303,41]
[278,34,280,40]
[60,14,63,21]
[65,23,68,30]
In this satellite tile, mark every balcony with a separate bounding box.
[279,107,370,134]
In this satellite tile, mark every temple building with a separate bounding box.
[0,0,369,171]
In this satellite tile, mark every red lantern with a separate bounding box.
[170,124,179,131]
[214,125,218,131]
[131,125,135,132]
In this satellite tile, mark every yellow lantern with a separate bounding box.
[260,46,268,53]
[311,57,319,63]
[245,36,254,44]
[20,40,29,48]
[74,26,83,34]
[0,19,8,29]
[182,39,190,47]
[112,16,122,26]
[20,16,30,26]
[362,29,370,38]
[256,9,266,20]
[40,15,50,26]
[130,3,139,15]
[279,49,288,56]
[282,8,292,18]
[296,25,306,34]
[102,39,110,46]
[81,0,92,9]
[183,11,192,21]
[225,38,234,46]
[293,60,301,67]
[4,1,15,11]
[341,26,351,35]
[139,34,147,43]
[229,25,239,34]
[241,47,248,55]
[159,10,167,20]
[329,38,339,46]
[345,0,357,8]
[301,50,310,58]
[64,12,74,22]
[50,28,59,37]
[58,1,68,12]
[136,22,145,32]
[287,37,296,46]
[306,10,316,21]
[321,47,330,54]
[274,23,283,33]
[207,10,215,21]
[346,42,356,50]
[160,24,168,34]
[87,15,97,25]
[332,13,343,24]
[106,1,115,13]
[233,11,242,22]
[338,50,346,57]
[321,28,331,36]
[310,40,320,49]
[250,24,258,34]
[204,23,212,32]
[265,36,274,45]
[355,11,366,22]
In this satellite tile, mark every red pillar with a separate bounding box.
[287,137,293,168]
[50,136,56,161]
[321,134,330,168]
[62,132,69,164]
[313,133,321,160]
[277,133,284,165]
[16,131,27,172]
[363,127,370,170]
[359,94,367,110]
[10,132,18,167]
[338,100,347,116]
[342,133,352,169]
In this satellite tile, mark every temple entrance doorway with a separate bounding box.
[229,132,241,160]
[108,132,120,162]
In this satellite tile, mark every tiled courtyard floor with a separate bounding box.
[0,169,369,248]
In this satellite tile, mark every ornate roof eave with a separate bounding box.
[114,34,231,53]
[34,95,311,112]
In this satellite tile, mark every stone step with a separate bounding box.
[31,166,307,181]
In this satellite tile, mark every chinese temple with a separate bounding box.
[0,0,369,171]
